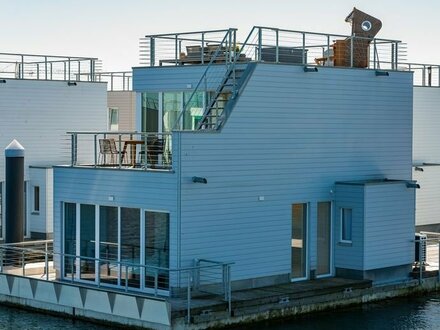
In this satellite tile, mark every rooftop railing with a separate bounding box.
[0,52,100,81]
[140,26,405,70]
[67,131,173,171]
[400,63,440,87]
[77,71,133,91]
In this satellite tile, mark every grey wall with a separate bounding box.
[414,165,440,226]
[177,64,413,281]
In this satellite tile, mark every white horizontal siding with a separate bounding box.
[178,64,413,281]
[0,79,107,182]
[364,183,415,269]
[414,166,440,226]
[413,87,440,163]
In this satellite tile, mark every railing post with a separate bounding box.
[350,36,354,68]
[94,134,97,167]
[78,61,81,81]
[201,33,205,65]
[118,134,123,168]
[175,34,179,66]
[71,257,75,282]
[391,43,395,70]
[326,35,330,67]
[258,28,262,61]
[438,240,440,283]
[45,249,49,280]
[419,237,423,284]
[0,249,3,272]
[21,55,24,79]
[187,272,192,324]
[68,57,71,80]
[125,265,129,292]
[150,37,155,67]
[37,63,40,80]
[44,56,48,80]
[275,29,279,63]
[422,65,426,87]
[154,268,158,296]
[394,42,398,70]
[302,32,306,65]
[111,74,114,91]
[122,73,126,91]
[373,39,377,70]
[428,66,432,87]
[22,250,25,276]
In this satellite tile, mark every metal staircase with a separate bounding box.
[175,29,255,132]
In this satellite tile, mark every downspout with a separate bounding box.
[176,131,182,271]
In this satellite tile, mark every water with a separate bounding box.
[1,293,440,329]
[234,292,440,330]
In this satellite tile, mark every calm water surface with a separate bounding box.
[1,293,440,329]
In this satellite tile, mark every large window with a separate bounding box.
[141,92,159,132]
[341,208,352,243]
[79,204,96,281]
[99,206,118,285]
[145,211,170,289]
[163,92,181,132]
[63,203,170,292]
[183,92,204,130]
[63,203,76,278]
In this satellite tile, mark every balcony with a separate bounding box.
[68,131,173,171]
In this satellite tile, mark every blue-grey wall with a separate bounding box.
[364,182,414,269]
[177,64,413,281]
[53,167,179,274]
[334,184,364,270]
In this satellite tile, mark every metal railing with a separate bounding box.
[0,52,100,81]
[399,63,440,87]
[67,131,173,171]
[415,232,440,284]
[0,240,232,324]
[140,28,238,67]
[77,71,132,91]
[141,26,404,70]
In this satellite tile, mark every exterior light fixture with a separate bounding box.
[406,182,420,189]
[375,70,389,76]
[303,66,318,72]
[192,176,207,184]
[0,79,6,83]
[414,167,424,172]
[67,81,77,86]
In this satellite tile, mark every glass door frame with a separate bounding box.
[291,202,309,282]
[316,201,333,278]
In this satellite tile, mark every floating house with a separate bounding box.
[53,8,417,300]
[0,52,107,240]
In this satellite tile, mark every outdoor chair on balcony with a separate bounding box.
[137,137,165,167]
[109,138,126,164]
[98,138,125,165]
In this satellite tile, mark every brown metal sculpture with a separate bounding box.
[333,8,382,68]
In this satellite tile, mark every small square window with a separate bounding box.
[341,208,352,242]
[33,186,40,213]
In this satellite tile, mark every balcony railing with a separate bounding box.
[77,71,133,91]
[400,63,440,87]
[67,131,172,171]
[140,26,404,70]
[0,52,99,81]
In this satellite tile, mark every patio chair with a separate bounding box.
[109,138,126,164]
[98,138,113,164]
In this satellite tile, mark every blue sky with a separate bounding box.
[1,0,439,70]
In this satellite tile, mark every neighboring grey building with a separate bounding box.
[0,53,107,239]
[53,27,416,296]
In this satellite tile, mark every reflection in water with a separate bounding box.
[232,293,440,330]
[1,293,440,329]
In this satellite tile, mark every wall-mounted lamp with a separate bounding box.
[303,66,318,73]
[67,81,77,86]
[375,70,389,76]
[406,182,420,189]
[0,79,6,84]
[414,166,424,172]
[192,176,207,184]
